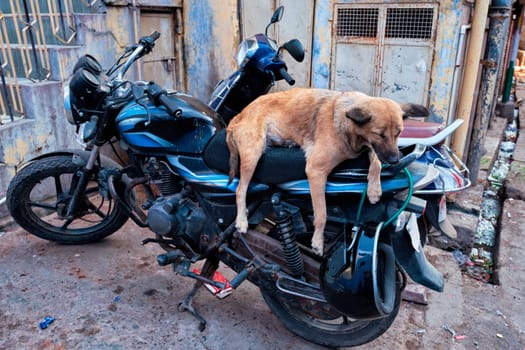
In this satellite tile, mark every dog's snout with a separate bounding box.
[385,155,400,165]
[376,148,400,165]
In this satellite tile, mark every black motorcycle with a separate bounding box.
[6,6,469,347]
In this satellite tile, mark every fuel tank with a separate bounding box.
[116,92,224,155]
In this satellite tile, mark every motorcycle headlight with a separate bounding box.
[64,89,75,125]
[236,38,258,67]
[72,54,102,75]
[67,68,104,125]
[65,55,106,125]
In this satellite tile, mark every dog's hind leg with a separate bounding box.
[234,138,266,233]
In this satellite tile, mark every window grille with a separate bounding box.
[385,8,434,39]
[336,8,379,38]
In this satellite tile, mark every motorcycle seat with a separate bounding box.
[401,119,442,139]
[203,129,371,185]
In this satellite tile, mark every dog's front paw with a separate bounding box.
[367,186,382,204]
[235,216,249,234]
[311,237,324,256]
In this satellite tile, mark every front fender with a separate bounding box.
[20,149,123,172]
[391,229,444,292]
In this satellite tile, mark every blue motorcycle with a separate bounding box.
[6,6,469,348]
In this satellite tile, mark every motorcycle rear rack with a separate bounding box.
[414,144,471,195]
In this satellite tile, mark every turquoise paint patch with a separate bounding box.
[428,1,463,123]
[186,1,214,99]
[312,0,332,89]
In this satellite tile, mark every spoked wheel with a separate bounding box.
[260,276,402,348]
[7,155,128,244]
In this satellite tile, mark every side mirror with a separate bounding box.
[283,39,305,62]
[271,6,284,24]
[266,6,285,36]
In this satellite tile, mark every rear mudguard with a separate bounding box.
[391,229,444,292]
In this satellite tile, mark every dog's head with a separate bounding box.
[345,97,429,164]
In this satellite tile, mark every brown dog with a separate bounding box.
[227,88,428,255]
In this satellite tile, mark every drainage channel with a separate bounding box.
[458,102,519,284]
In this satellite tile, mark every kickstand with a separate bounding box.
[177,257,219,332]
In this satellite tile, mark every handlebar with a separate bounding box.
[150,31,161,41]
[146,82,182,117]
[279,67,295,85]
[139,31,160,54]
[111,31,161,80]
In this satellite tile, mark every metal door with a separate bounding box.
[140,11,181,91]
[332,3,438,105]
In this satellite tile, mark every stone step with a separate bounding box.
[0,79,77,176]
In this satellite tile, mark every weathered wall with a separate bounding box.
[182,0,239,101]
[427,0,469,123]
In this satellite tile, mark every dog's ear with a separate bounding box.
[346,106,372,125]
[401,103,430,119]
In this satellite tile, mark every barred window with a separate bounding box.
[385,8,434,39]
[336,8,379,38]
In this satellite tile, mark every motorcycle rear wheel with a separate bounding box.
[260,281,401,348]
[7,155,128,244]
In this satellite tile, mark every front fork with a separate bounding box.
[65,145,101,218]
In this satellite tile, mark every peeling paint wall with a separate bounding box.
[312,0,334,89]
[427,0,468,123]
[183,0,239,101]
[0,80,78,202]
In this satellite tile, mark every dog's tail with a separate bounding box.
[226,129,239,185]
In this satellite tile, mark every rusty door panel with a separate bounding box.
[333,43,377,95]
[381,44,432,104]
[140,11,178,91]
[332,3,437,105]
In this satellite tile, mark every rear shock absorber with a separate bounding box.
[271,193,304,278]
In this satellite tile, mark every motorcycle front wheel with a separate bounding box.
[260,281,401,348]
[7,155,129,244]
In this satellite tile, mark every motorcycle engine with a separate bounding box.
[147,193,209,251]
[145,158,180,196]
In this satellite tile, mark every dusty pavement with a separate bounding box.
[1,105,525,350]
[1,198,524,350]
